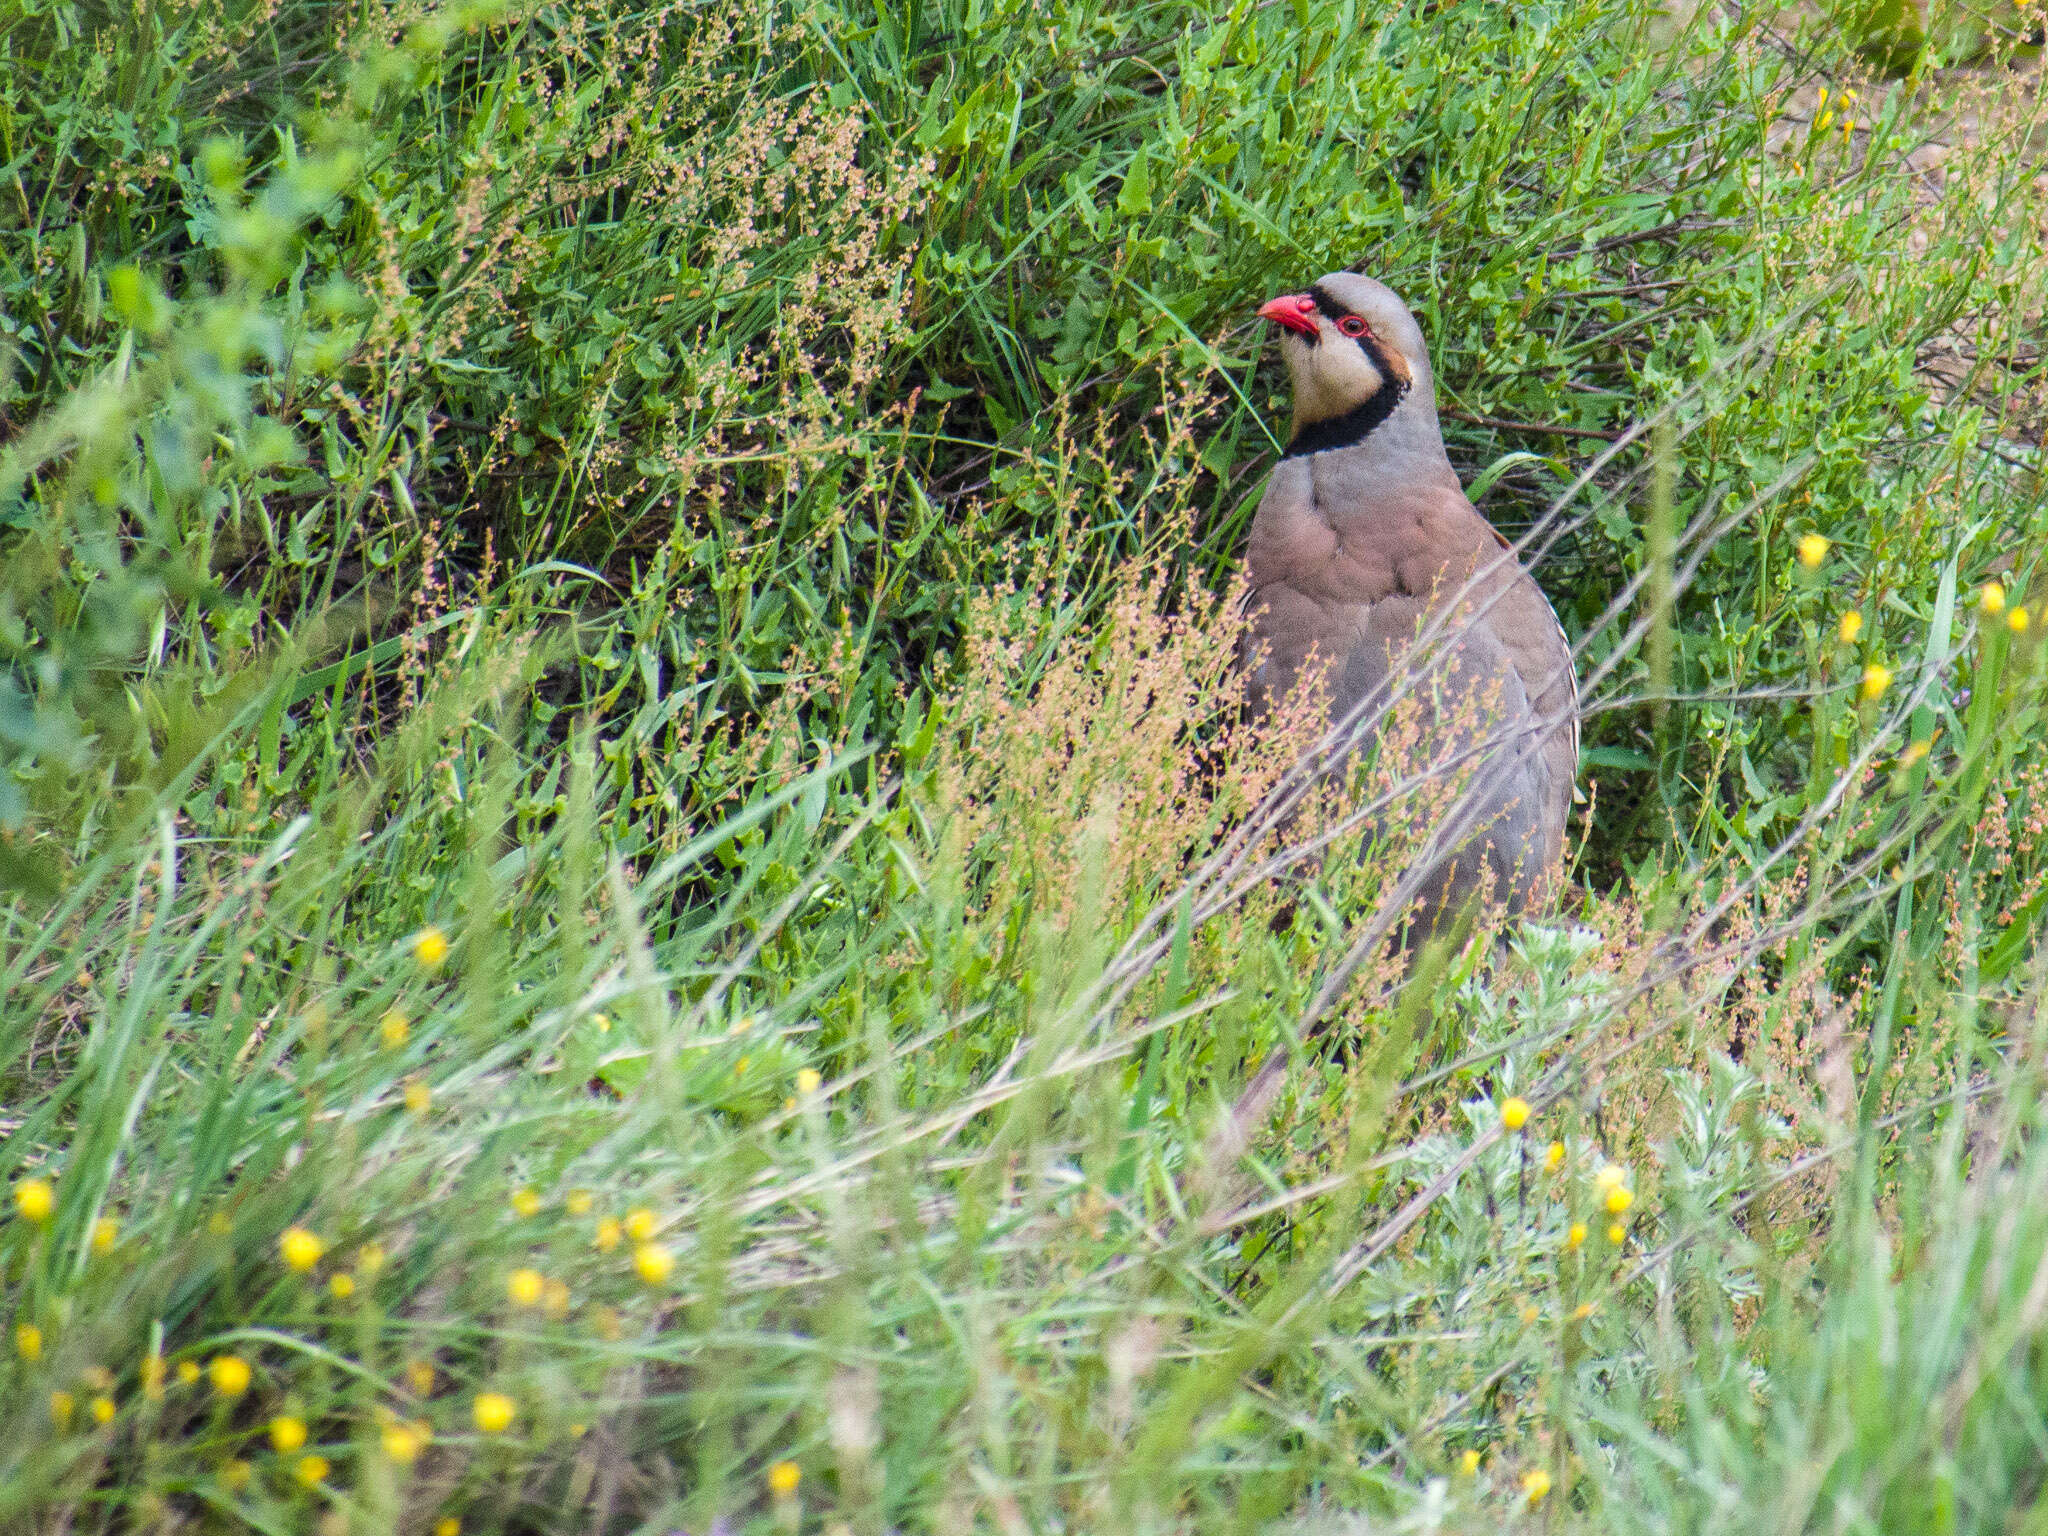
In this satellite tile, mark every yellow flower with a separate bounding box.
[357,1243,386,1275]
[1566,1222,1587,1250]
[565,1190,593,1217]
[1838,610,1863,644]
[91,1395,115,1424]
[1458,1449,1481,1475]
[15,1323,42,1360]
[734,1056,750,1076]
[591,1013,610,1033]
[177,1360,201,1385]
[1573,1301,1595,1320]
[1797,533,1829,568]
[1500,1096,1530,1132]
[544,1279,572,1319]
[141,1355,165,1400]
[1981,581,2006,615]
[91,1217,119,1253]
[382,1422,425,1466]
[1545,1141,1565,1172]
[270,1416,308,1453]
[1608,1222,1627,1245]
[1522,1468,1552,1504]
[14,1178,54,1223]
[380,1010,411,1049]
[2010,605,2030,634]
[624,1208,658,1243]
[594,1218,622,1253]
[767,1460,801,1497]
[208,1211,233,1236]
[280,1227,325,1272]
[49,1390,75,1428]
[633,1243,674,1285]
[413,927,450,969]
[404,1080,432,1117]
[1594,1164,1626,1190]
[796,1068,823,1096]
[329,1273,357,1299]
[1605,1185,1635,1214]
[510,1188,543,1218]
[294,1454,328,1487]
[405,1359,436,1396]
[209,1356,252,1397]
[1861,663,1892,701]
[507,1268,545,1307]
[472,1392,516,1435]
[1520,1303,1540,1325]
[435,1520,461,1536]
[1902,739,1932,767]
[1814,109,1834,132]
[221,1459,252,1491]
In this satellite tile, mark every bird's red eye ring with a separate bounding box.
[1337,315,1368,338]
[1294,295,1316,314]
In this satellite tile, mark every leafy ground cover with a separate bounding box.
[5,0,2048,1529]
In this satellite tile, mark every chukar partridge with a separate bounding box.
[1245,272,1578,932]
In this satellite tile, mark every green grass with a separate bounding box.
[5,0,2048,1529]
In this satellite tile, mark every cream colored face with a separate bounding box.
[1280,316,1393,430]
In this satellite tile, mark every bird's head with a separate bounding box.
[1257,273,1433,453]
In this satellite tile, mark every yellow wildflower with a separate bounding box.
[796,1068,822,1096]
[357,1243,386,1275]
[221,1459,252,1491]
[177,1360,202,1385]
[623,1208,658,1243]
[1797,533,1829,568]
[435,1520,461,1536]
[1838,610,1863,643]
[270,1416,308,1453]
[507,1268,545,1307]
[594,1218,622,1253]
[91,1217,119,1253]
[14,1178,54,1223]
[510,1188,542,1218]
[1608,1222,1627,1245]
[404,1080,432,1117]
[209,1356,252,1397]
[1981,581,2006,615]
[1500,1096,1530,1132]
[1605,1185,1635,1215]
[1459,1448,1481,1475]
[50,1390,75,1428]
[472,1392,516,1434]
[2011,606,2031,634]
[380,1011,410,1049]
[768,1461,801,1497]
[1861,663,1892,701]
[633,1244,674,1285]
[1523,1468,1552,1504]
[405,1359,436,1396]
[1566,1222,1587,1250]
[1594,1164,1626,1189]
[413,928,450,969]
[382,1422,424,1466]
[279,1227,324,1272]
[91,1395,115,1423]
[329,1273,357,1299]
[1545,1141,1565,1172]
[544,1279,572,1319]
[565,1190,593,1217]
[15,1323,42,1360]
[294,1454,328,1487]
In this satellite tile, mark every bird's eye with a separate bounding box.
[1337,315,1368,338]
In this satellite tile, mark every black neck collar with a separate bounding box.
[1283,373,1408,458]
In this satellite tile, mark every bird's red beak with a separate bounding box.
[1258,293,1319,336]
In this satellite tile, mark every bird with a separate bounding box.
[1242,271,1578,936]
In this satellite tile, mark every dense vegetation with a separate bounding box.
[5,0,2048,1528]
